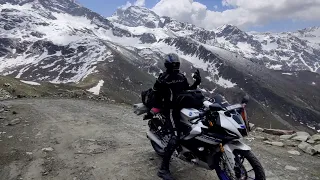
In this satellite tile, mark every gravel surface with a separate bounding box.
[0,99,319,180]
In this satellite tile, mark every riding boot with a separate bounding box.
[158,154,175,180]
[158,136,177,180]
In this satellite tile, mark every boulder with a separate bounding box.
[249,123,255,130]
[298,142,316,155]
[255,127,264,132]
[280,134,296,140]
[264,141,284,147]
[292,132,310,142]
[285,140,300,147]
[263,129,295,136]
[287,150,300,155]
[310,134,320,142]
[307,139,315,144]
[314,144,320,153]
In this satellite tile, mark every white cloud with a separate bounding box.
[152,0,320,30]
[120,0,145,10]
[120,1,132,10]
[134,0,145,6]
[214,5,218,9]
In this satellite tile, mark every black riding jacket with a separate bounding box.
[152,71,199,109]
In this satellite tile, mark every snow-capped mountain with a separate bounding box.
[111,7,320,73]
[215,25,320,73]
[0,1,319,132]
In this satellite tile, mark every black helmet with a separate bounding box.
[164,53,180,72]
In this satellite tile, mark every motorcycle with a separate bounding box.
[133,94,266,180]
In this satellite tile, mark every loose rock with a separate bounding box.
[3,83,11,87]
[292,132,310,142]
[285,165,299,171]
[263,129,295,135]
[255,136,268,141]
[288,150,300,155]
[285,141,299,147]
[6,118,21,126]
[298,142,316,155]
[249,123,255,130]
[280,134,295,140]
[42,147,54,152]
[255,127,264,132]
[264,141,284,147]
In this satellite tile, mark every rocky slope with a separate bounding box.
[0,75,110,101]
[0,1,319,131]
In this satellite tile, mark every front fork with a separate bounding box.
[220,143,237,179]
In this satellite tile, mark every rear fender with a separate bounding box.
[223,140,251,169]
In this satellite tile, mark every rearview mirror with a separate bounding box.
[241,95,249,104]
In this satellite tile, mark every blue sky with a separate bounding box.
[77,0,230,16]
[77,0,320,32]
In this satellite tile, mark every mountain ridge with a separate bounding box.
[0,0,319,132]
[110,6,320,73]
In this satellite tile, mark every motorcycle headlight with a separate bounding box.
[233,114,248,137]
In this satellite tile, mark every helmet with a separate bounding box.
[164,53,180,72]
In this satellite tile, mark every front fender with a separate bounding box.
[226,139,251,151]
[223,139,251,169]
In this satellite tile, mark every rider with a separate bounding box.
[151,53,201,180]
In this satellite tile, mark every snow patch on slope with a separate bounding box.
[1,3,97,45]
[20,80,41,85]
[152,41,236,88]
[87,80,104,95]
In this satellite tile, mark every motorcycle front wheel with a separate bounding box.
[215,150,266,180]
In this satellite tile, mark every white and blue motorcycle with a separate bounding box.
[134,94,266,180]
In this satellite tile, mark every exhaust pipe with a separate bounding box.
[146,131,165,149]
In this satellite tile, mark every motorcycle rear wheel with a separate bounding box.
[151,140,165,157]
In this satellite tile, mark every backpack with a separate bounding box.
[141,88,156,108]
[176,90,205,109]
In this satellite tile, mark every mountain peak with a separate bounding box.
[215,24,248,39]
[109,5,160,28]
[216,24,240,33]
[0,0,78,5]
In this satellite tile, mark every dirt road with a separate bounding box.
[0,99,319,180]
